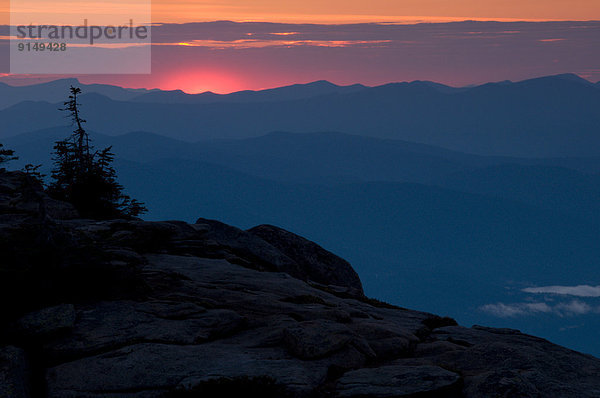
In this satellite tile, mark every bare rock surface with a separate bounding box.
[248,224,364,294]
[16,304,76,338]
[0,346,30,398]
[335,364,462,397]
[2,170,600,397]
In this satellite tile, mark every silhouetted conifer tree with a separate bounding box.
[48,86,147,219]
[0,143,17,167]
[22,163,45,185]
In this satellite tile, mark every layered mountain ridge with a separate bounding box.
[2,74,600,157]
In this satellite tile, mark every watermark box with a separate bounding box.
[9,0,151,74]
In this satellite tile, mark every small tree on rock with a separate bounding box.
[48,86,146,219]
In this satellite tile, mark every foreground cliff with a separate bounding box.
[1,170,600,398]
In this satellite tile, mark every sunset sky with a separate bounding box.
[149,0,600,23]
[2,0,600,92]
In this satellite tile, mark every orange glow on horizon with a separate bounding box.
[149,0,600,24]
[158,69,247,94]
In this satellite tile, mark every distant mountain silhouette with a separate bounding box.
[131,80,368,104]
[8,129,600,186]
[0,78,156,110]
[1,74,599,156]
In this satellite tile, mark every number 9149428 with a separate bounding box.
[17,42,67,51]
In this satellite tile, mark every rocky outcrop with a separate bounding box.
[248,224,364,295]
[0,171,78,221]
[2,170,600,397]
[195,219,364,296]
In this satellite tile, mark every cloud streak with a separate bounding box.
[522,285,600,297]
[154,39,393,49]
[481,300,599,318]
